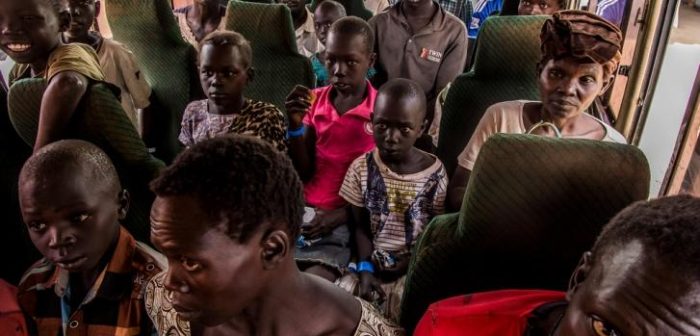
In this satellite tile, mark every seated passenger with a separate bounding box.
[146,135,405,336]
[179,31,286,151]
[17,140,165,335]
[3,0,106,151]
[285,17,378,282]
[278,0,323,57]
[63,0,153,136]
[369,0,468,130]
[339,79,448,320]
[313,1,376,88]
[174,0,226,48]
[517,0,565,15]
[447,10,626,211]
[415,195,700,335]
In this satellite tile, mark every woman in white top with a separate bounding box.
[446,10,626,211]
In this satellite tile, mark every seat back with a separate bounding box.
[104,0,204,163]
[400,134,650,333]
[0,82,37,284]
[8,78,164,244]
[437,15,547,175]
[309,0,373,21]
[224,1,315,109]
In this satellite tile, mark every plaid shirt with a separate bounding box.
[18,227,166,336]
[386,0,473,26]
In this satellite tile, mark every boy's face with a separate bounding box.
[313,7,343,46]
[65,0,98,40]
[150,196,267,326]
[325,31,374,95]
[372,93,426,163]
[517,0,560,15]
[556,242,700,336]
[19,164,123,273]
[0,0,69,65]
[199,44,250,108]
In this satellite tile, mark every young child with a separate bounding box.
[179,30,287,151]
[3,0,104,151]
[145,136,404,336]
[312,1,376,87]
[1,0,164,243]
[285,16,378,282]
[278,0,323,57]
[16,140,165,335]
[62,0,153,136]
[339,78,448,320]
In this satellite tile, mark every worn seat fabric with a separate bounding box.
[400,134,651,333]
[437,15,548,175]
[104,0,204,163]
[224,1,315,109]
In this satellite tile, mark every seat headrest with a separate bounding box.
[224,1,299,54]
[471,15,549,78]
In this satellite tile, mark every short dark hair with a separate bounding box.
[329,16,374,54]
[19,139,121,194]
[150,135,304,242]
[199,30,253,69]
[377,78,427,120]
[316,0,347,17]
[591,195,700,282]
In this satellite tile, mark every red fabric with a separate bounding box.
[0,280,28,336]
[415,289,566,336]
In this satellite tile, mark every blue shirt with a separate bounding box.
[468,0,503,39]
[596,0,626,27]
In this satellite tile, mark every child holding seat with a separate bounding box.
[16,140,164,335]
[286,16,378,282]
[339,79,448,320]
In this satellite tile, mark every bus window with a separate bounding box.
[636,1,700,196]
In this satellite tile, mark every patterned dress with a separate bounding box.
[145,272,405,336]
[179,99,287,152]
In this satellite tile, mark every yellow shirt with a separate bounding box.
[9,43,105,85]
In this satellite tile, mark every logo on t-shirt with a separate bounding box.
[420,48,443,63]
[364,121,374,135]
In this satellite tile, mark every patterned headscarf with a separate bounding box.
[539,10,623,78]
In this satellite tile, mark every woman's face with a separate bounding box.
[538,57,609,120]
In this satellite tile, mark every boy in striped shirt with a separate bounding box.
[339,79,448,321]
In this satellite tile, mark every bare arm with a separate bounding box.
[34,71,89,151]
[447,166,471,212]
[285,85,316,181]
[350,204,373,262]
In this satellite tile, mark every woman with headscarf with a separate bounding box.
[446,10,626,211]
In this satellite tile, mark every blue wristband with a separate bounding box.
[287,125,306,139]
[358,261,375,273]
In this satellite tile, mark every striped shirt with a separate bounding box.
[18,227,166,336]
[340,149,448,252]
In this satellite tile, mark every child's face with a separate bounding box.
[372,93,426,162]
[325,32,374,95]
[199,44,250,108]
[150,196,267,326]
[65,0,98,40]
[313,7,343,46]
[0,0,68,66]
[19,165,123,274]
